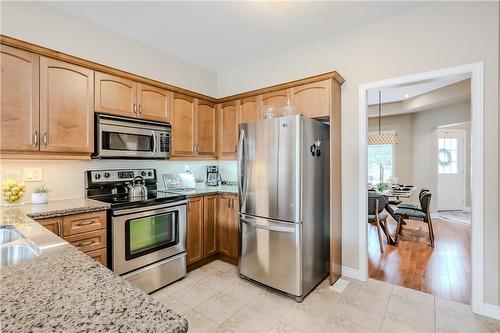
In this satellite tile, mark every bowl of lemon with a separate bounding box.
[2,179,26,205]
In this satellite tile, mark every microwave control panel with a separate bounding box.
[159,133,170,153]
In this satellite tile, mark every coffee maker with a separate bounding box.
[206,165,222,186]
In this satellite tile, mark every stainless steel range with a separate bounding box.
[85,168,187,293]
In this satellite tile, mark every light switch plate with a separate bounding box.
[23,168,43,182]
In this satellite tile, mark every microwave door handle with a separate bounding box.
[151,131,157,156]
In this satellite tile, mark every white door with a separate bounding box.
[437,130,465,210]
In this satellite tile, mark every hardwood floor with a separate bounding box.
[369,216,471,304]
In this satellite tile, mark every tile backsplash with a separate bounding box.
[0,159,237,200]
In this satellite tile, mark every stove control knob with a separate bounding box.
[104,172,110,178]
[141,171,147,177]
[148,171,153,177]
[95,173,101,180]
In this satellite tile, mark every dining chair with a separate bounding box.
[368,193,389,253]
[397,188,429,211]
[394,192,435,247]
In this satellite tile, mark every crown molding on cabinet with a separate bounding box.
[0,35,345,104]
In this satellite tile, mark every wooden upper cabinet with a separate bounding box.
[187,196,204,265]
[261,89,289,110]
[171,93,195,156]
[137,83,169,122]
[0,45,39,152]
[239,96,259,124]
[39,57,94,153]
[218,101,238,158]
[95,72,136,118]
[203,195,217,258]
[197,100,217,157]
[291,79,331,118]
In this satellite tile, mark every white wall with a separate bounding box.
[217,2,499,305]
[0,160,237,200]
[0,1,217,97]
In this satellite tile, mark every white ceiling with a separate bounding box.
[367,74,471,105]
[45,1,430,73]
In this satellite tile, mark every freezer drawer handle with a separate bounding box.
[241,218,295,233]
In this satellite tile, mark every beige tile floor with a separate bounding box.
[151,260,499,333]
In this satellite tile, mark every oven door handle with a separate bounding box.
[112,200,187,216]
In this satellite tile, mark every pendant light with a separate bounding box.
[368,90,398,145]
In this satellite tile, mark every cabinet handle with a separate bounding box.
[33,130,38,148]
[187,202,190,212]
[196,144,200,153]
[42,131,47,148]
[76,239,95,247]
[138,105,142,115]
[234,144,237,152]
[133,103,137,115]
[76,220,96,226]
[56,221,62,236]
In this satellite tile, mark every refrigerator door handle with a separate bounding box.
[238,128,247,209]
[240,215,296,233]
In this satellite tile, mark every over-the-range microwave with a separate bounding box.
[93,114,171,159]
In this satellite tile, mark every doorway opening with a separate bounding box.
[358,63,484,314]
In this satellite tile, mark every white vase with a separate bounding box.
[31,192,48,205]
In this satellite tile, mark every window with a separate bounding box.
[368,143,394,184]
[438,137,458,174]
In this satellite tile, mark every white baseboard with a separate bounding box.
[341,266,364,281]
[484,303,500,320]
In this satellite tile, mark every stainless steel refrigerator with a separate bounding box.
[238,114,332,302]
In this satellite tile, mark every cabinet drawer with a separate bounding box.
[86,248,107,266]
[62,211,106,236]
[65,229,106,253]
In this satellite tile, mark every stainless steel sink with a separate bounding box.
[0,225,39,268]
[0,226,20,244]
[0,244,38,267]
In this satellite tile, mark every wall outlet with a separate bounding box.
[184,165,191,173]
[23,168,43,182]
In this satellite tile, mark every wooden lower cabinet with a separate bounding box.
[217,194,239,259]
[203,195,217,257]
[186,194,240,267]
[186,196,204,265]
[35,211,107,265]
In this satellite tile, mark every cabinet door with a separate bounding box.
[95,71,136,118]
[230,197,240,258]
[218,101,238,158]
[36,217,63,236]
[239,97,259,124]
[218,195,239,258]
[0,45,39,151]
[187,196,204,265]
[290,79,331,118]
[136,83,169,122]
[203,195,217,258]
[39,57,94,153]
[197,99,217,157]
[261,89,289,110]
[171,93,195,156]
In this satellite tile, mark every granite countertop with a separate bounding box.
[0,200,188,332]
[20,197,111,219]
[164,185,239,197]
[0,246,187,332]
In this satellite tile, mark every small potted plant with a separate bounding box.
[31,184,49,204]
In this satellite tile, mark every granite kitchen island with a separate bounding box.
[0,203,188,333]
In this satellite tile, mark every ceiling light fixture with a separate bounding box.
[368,90,398,145]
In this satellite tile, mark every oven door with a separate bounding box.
[112,202,186,274]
